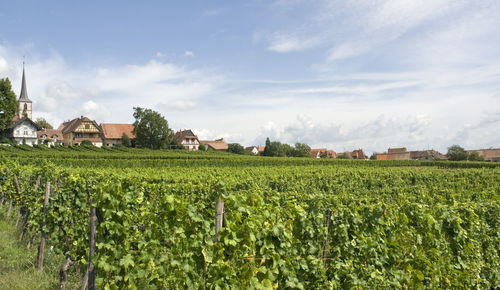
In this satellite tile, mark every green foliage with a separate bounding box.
[199,143,206,151]
[0,78,18,130]
[132,107,174,149]
[121,133,131,147]
[1,137,15,145]
[336,153,350,159]
[467,151,484,161]
[262,138,310,157]
[447,145,468,161]
[370,153,378,160]
[80,140,93,146]
[0,155,499,288]
[34,117,53,129]
[227,143,245,154]
[292,143,311,157]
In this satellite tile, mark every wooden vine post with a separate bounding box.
[82,198,97,290]
[322,208,331,268]
[19,175,41,240]
[36,181,51,270]
[215,198,225,243]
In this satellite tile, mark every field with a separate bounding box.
[0,145,499,289]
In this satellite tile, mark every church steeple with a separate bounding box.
[18,62,31,102]
[17,62,33,119]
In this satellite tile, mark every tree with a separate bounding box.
[467,151,484,161]
[262,137,272,156]
[0,78,18,130]
[132,107,174,149]
[228,143,245,154]
[121,133,131,147]
[446,145,468,161]
[292,143,311,157]
[199,143,206,151]
[35,118,53,129]
[370,153,378,160]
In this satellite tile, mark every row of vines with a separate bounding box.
[0,154,499,288]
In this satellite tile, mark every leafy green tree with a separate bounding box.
[132,107,174,149]
[198,143,206,151]
[467,151,484,161]
[35,117,53,129]
[262,137,272,156]
[292,143,311,157]
[370,153,378,160]
[228,143,245,154]
[0,78,18,130]
[121,133,131,147]
[446,145,468,161]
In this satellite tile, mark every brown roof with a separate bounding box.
[388,147,407,154]
[467,148,500,161]
[175,129,198,144]
[101,123,135,139]
[200,138,228,151]
[350,149,368,159]
[60,116,101,134]
[37,129,63,141]
[409,150,441,160]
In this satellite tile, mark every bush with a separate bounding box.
[80,140,93,146]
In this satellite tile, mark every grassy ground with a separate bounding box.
[0,206,76,290]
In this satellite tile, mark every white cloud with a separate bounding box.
[184,50,194,57]
[268,32,322,53]
[81,100,111,121]
[157,100,197,111]
[156,51,166,58]
[0,57,8,74]
[1,36,499,152]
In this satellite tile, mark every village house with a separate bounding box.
[245,146,265,155]
[378,148,445,161]
[200,138,228,151]
[37,129,63,146]
[377,147,410,160]
[347,149,368,160]
[467,148,500,162]
[101,123,135,146]
[2,117,40,146]
[409,150,446,161]
[336,149,368,159]
[58,116,103,147]
[0,66,41,145]
[310,148,336,158]
[174,129,200,150]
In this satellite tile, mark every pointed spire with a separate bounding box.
[19,62,32,102]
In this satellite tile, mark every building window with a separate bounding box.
[24,131,28,135]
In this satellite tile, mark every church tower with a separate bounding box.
[17,63,32,119]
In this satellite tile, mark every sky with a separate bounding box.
[1,0,499,154]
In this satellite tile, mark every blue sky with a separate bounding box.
[1,0,499,153]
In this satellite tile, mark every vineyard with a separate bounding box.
[0,146,499,289]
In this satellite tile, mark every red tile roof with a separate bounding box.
[101,123,135,139]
